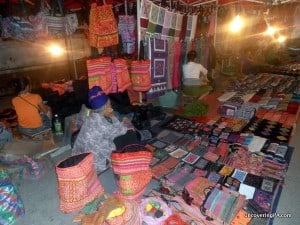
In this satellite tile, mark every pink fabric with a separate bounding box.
[172,41,182,89]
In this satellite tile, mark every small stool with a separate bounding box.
[22,128,53,142]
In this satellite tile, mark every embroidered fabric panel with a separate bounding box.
[118,15,136,54]
[146,38,168,99]
[140,0,152,40]
[130,60,152,92]
[161,10,172,39]
[89,4,118,48]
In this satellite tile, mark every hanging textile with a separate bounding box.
[172,41,182,89]
[190,14,198,41]
[207,10,216,37]
[167,39,175,89]
[89,3,119,48]
[114,58,132,92]
[87,57,132,94]
[118,15,136,54]
[185,15,193,41]
[179,15,188,41]
[140,0,152,41]
[130,60,152,92]
[146,38,168,99]
[161,10,172,40]
[168,12,177,38]
[87,57,113,94]
[156,6,165,34]
[147,2,159,35]
[291,6,300,39]
[175,13,183,41]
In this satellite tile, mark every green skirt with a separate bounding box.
[182,85,213,97]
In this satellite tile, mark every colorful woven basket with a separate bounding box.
[111,150,152,199]
[55,152,104,213]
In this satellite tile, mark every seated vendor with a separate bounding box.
[11,76,52,136]
[182,50,212,97]
[71,86,138,173]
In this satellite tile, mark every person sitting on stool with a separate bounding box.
[182,50,212,97]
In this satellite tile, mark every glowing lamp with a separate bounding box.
[277,35,286,43]
[265,26,276,36]
[48,44,64,56]
[229,15,243,33]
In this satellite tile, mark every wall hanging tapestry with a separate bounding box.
[140,0,152,41]
[89,3,119,48]
[146,38,168,99]
[146,2,159,35]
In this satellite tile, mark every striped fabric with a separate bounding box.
[203,186,245,224]
[0,168,25,225]
[87,57,113,94]
[111,151,152,174]
[111,150,152,199]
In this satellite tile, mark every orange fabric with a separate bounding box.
[12,94,43,128]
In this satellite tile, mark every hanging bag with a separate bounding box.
[1,0,36,41]
[88,2,119,48]
[129,41,151,92]
[43,0,78,38]
[28,0,50,38]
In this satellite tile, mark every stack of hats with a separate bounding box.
[111,147,152,199]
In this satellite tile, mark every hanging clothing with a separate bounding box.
[172,41,182,89]
[207,10,216,37]
[167,39,175,89]
[179,15,188,41]
[175,13,183,41]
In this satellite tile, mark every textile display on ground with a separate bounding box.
[135,72,298,225]
[69,72,300,225]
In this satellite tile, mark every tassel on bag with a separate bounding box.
[55,152,104,213]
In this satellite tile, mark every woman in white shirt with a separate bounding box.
[182,50,212,97]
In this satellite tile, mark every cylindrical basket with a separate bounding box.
[55,152,104,213]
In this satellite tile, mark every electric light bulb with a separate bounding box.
[229,15,243,33]
[277,35,286,43]
[265,26,276,36]
[48,44,64,56]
